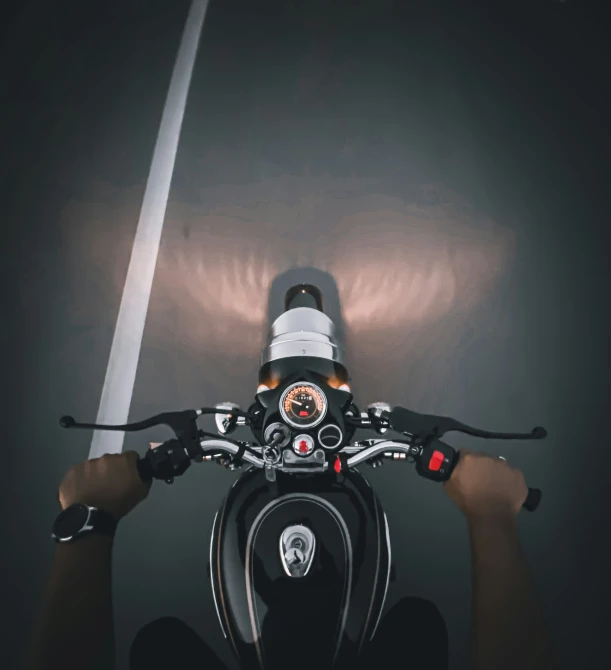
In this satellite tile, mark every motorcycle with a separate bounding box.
[60,282,546,670]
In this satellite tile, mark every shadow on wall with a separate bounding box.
[53,169,515,411]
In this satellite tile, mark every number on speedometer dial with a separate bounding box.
[280,382,327,429]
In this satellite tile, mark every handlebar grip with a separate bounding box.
[416,440,542,512]
[523,487,542,512]
[136,457,154,483]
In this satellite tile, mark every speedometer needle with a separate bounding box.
[291,399,303,406]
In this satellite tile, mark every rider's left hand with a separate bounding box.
[58,451,151,520]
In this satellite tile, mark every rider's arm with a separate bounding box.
[24,535,115,670]
[467,512,556,670]
[24,452,150,670]
[444,450,557,670]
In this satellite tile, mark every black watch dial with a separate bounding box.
[53,504,90,540]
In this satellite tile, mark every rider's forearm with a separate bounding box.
[467,515,556,670]
[24,534,115,670]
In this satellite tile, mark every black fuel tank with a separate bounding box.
[209,468,391,670]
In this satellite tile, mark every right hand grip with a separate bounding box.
[417,441,543,512]
[523,487,542,512]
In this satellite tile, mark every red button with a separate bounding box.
[428,450,444,471]
[334,456,341,473]
[298,440,309,454]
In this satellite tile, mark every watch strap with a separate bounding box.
[88,507,118,537]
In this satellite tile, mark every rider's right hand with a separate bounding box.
[443,449,529,521]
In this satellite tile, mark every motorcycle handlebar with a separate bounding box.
[346,438,541,512]
[60,404,544,512]
[136,437,542,512]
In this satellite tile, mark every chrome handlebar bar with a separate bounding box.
[196,438,418,471]
[345,441,420,467]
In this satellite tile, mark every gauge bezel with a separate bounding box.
[279,381,328,429]
[317,424,343,449]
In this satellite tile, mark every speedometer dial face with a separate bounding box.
[280,382,327,429]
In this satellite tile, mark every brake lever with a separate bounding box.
[385,406,547,442]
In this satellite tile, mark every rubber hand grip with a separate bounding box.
[523,487,542,512]
[136,457,153,483]
[427,444,542,512]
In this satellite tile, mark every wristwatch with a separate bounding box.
[51,503,117,543]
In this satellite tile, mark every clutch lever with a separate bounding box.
[60,410,204,460]
[59,407,259,461]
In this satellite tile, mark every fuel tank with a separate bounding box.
[209,467,391,670]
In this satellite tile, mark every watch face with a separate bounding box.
[53,504,90,540]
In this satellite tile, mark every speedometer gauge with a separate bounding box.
[280,382,327,429]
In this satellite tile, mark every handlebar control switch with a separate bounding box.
[143,439,192,482]
[415,440,459,482]
[428,450,444,471]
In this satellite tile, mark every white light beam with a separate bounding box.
[89,0,210,459]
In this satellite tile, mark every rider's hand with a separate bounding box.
[443,449,528,521]
[58,451,151,520]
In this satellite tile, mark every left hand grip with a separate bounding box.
[136,457,154,483]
